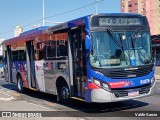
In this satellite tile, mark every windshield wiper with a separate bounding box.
[106,29,122,48]
[119,34,125,51]
[131,35,136,55]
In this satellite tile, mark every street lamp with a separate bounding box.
[42,0,62,26]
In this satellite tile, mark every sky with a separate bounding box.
[0,0,120,39]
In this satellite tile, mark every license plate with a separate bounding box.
[128,90,139,97]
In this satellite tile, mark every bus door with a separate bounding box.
[26,41,36,88]
[6,45,12,83]
[68,27,86,98]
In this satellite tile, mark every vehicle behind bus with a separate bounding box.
[0,56,4,78]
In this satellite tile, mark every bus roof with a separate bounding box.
[3,26,49,44]
[20,26,49,36]
[92,13,143,17]
[3,13,144,44]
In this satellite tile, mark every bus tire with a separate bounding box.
[57,82,71,104]
[17,76,24,93]
[0,72,4,78]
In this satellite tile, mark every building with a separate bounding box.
[121,0,146,15]
[145,0,160,35]
[121,0,160,35]
[151,35,160,66]
[121,0,160,66]
[14,26,23,37]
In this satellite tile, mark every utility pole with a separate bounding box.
[95,0,98,14]
[42,0,45,26]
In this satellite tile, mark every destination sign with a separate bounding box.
[99,18,142,26]
[91,16,146,27]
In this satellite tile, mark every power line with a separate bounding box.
[2,0,160,37]
[0,19,43,37]
[0,30,13,35]
[45,0,105,19]
[21,19,42,28]
[0,0,105,36]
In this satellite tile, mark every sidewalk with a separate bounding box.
[155,66,160,80]
[0,90,14,101]
[155,74,160,80]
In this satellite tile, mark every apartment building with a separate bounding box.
[121,0,160,35]
[121,0,146,15]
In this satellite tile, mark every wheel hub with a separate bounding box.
[61,87,69,99]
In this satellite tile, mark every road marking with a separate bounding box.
[45,102,57,107]
[0,88,7,90]
[0,86,19,96]
[78,118,87,120]
[1,92,15,100]
[23,101,54,110]
[11,92,20,97]
[0,97,13,101]
[0,88,16,101]
[0,92,15,101]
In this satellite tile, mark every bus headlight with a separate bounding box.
[94,79,101,87]
[93,78,110,91]
[102,82,110,91]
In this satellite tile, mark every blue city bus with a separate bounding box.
[3,13,156,103]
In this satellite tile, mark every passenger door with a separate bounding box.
[68,26,86,98]
[5,45,12,83]
[26,41,36,88]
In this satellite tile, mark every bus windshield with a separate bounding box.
[90,30,152,68]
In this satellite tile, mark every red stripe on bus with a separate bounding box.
[88,83,100,89]
[108,81,126,88]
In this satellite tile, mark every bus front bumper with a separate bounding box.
[90,81,156,103]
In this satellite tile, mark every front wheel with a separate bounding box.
[57,83,71,104]
[0,72,4,78]
[17,76,24,92]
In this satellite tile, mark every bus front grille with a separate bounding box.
[105,64,153,79]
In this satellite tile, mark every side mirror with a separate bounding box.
[85,35,91,52]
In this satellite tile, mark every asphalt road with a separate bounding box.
[0,78,160,120]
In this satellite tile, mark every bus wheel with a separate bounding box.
[0,72,4,78]
[57,83,70,104]
[17,76,24,92]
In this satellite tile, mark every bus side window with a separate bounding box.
[37,42,45,60]
[57,40,68,57]
[37,43,40,49]
[12,50,19,61]
[19,50,26,61]
[46,41,56,59]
